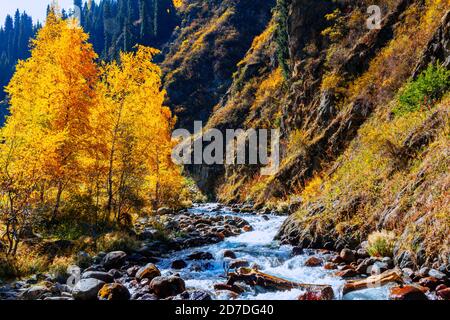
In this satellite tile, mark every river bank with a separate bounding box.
[0,204,449,300]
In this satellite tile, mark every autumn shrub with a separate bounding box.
[395,63,450,116]
[0,250,49,280]
[49,256,73,282]
[302,175,324,203]
[252,68,284,109]
[0,256,18,279]
[75,251,93,269]
[96,231,140,253]
[44,195,103,240]
[347,1,447,107]
[366,230,396,257]
[172,0,183,9]
[146,216,172,241]
[287,129,309,154]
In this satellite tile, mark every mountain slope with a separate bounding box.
[161,0,275,129]
[171,0,449,268]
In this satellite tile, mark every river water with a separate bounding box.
[156,204,393,300]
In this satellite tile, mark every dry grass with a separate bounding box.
[96,231,141,253]
[367,230,396,257]
[0,245,49,280]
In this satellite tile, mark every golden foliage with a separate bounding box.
[0,12,186,256]
[172,0,184,9]
[238,20,275,68]
[301,175,324,203]
[252,67,284,110]
[93,46,183,220]
[287,129,309,155]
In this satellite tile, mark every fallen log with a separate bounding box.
[227,268,334,299]
[342,269,404,295]
[213,283,245,294]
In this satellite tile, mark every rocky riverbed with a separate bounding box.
[0,204,449,301]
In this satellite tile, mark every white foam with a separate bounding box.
[156,204,391,300]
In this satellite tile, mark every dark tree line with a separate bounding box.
[77,0,178,61]
[0,10,40,104]
[0,0,179,110]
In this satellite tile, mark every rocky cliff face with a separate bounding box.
[273,0,450,268]
[162,0,275,130]
[163,0,450,268]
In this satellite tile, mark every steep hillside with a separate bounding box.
[161,0,275,129]
[174,0,450,268]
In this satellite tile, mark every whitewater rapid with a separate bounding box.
[156,203,393,300]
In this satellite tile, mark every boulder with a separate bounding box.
[297,286,335,300]
[102,251,127,269]
[150,276,186,298]
[428,269,447,281]
[172,290,212,300]
[389,285,428,300]
[81,271,114,283]
[126,266,140,277]
[418,276,441,290]
[229,259,249,269]
[418,267,430,277]
[335,269,358,278]
[324,262,338,270]
[20,286,50,300]
[72,278,105,300]
[356,248,369,259]
[171,259,187,270]
[157,207,173,215]
[108,269,123,279]
[396,251,415,269]
[402,268,415,278]
[223,250,237,259]
[369,261,389,275]
[355,258,375,274]
[381,257,394,268]
[330,255,344,264]
[136,263,161,281]
[304,256,323,267]
[340,249,356,264]
[439,263,450,276]
[187,251,214,261]
[98,283,130,300]
[291,246,304,256]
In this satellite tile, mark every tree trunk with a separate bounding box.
[106,145,115,217]
[342,269,404,295]
[52,181,63,222]
[227,267,334,296]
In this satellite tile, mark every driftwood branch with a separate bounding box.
[226,267,334,299]
[342,269,404,295]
